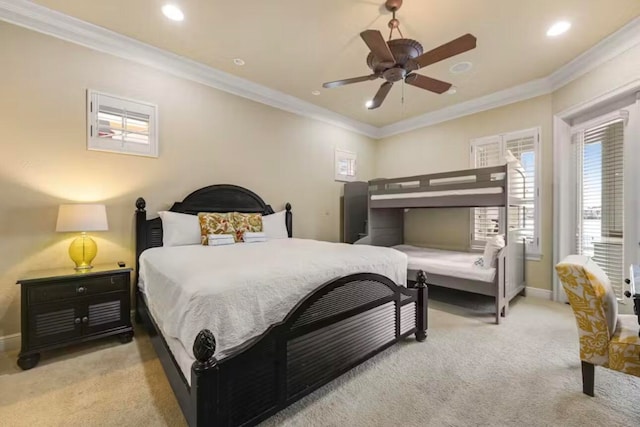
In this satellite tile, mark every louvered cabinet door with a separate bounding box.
[82,292,129,336]
[28,301,83,348]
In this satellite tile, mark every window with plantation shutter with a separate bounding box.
[87,90,158,157]
[470,137,502,248]
[470,128,540,256]
[573,118,625,298]
[504,130,538,248]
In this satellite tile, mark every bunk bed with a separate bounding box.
[356,164,527,324]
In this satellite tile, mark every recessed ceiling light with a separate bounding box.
[161,4,184,21]
[365,100,374,109]
[447,86,457,95]
[450,61,472,74]
[547,21,571,37]
[233,58,246,66]
[311,90,321,96]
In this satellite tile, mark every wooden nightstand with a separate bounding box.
[16,265,134,370]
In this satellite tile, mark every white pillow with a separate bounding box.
[262,210,289,239]
[482,234,505,268]
[158,211,201,247]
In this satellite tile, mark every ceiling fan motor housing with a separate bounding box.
[366,38,424,73]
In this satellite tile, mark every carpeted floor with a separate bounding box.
[1,290,639,426]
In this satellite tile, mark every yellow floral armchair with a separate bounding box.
[556,255,640,396]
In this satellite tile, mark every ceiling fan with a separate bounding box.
[323,0,477,110]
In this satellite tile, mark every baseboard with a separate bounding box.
[526,287,553,300]
[0,333,21,353]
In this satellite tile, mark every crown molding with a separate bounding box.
[1,1,639,140]
[378,78,552,138]
[548,16,640,90]
[0,0,380,138]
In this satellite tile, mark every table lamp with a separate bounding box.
[56,204,109,270]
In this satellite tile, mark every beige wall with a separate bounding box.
[0,23,376,338]
[376,95,554,290]
[553,44,640,114]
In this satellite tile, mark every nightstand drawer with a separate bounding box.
[81,275,127,296]
[28,282,79,304]
[28,275,127,304]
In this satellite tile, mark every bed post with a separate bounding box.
[135,198,147,279]
[495,248,506,324]
[191,329,220,427]
[285,203,293,238]
[519,237,527,296]
[415,270,428,342]
[135,198,147,324]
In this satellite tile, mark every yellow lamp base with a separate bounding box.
[69,232,98,271]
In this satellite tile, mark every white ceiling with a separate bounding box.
[30,0,640,127]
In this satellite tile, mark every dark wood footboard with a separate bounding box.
[186,272,427,427]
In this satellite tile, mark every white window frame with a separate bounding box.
[87,90,158,158]
[469,127,541,259]
[334,149,357,182]
[571,110,630,300]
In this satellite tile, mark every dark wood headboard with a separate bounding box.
[135,184,292,277]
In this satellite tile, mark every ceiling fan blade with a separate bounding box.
[405,74,452,94]
[410,34,477,70]
[368,82,394,109]
[360,30,396,65]
[323,74,378,89]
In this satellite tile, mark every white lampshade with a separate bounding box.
[56,204,109,232]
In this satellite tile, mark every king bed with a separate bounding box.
[134,184,428,427]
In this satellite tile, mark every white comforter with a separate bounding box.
[139,238,407,363]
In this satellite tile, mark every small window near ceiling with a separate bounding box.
[335,149,357,182]
[87,90,158,157]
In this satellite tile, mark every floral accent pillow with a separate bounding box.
[198,212,235,245]
[231,212,263,242]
